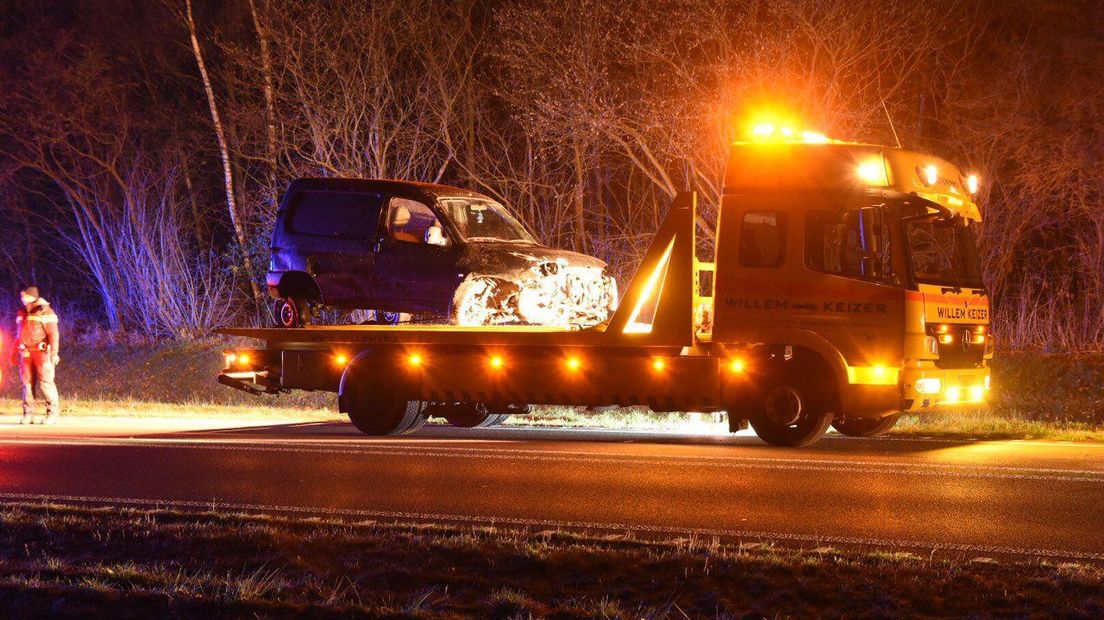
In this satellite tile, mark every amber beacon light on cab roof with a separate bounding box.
[218,123,991,447]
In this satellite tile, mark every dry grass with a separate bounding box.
[894,408,1104,442]
[0,501,1102,618]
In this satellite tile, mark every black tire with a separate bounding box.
[485,413,511,427]
[749,378,834,447]
[832,414,900,438]
[339,356,426,435]
[436,402,508,428]
[372,310,401,325]
[273,297,312,328]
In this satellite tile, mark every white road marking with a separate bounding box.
[1,491,1101,562]
[2,437,1104,483]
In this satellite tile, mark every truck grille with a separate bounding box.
[933,325,986,369]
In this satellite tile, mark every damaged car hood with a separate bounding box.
[453,241,618,328]
[459,241,606,275]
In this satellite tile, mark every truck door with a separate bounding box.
[373,196,461,314]
[797,198,904,365]
[713,194,904,368]
[285,190,384,305]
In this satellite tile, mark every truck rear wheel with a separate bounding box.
[832,414,900,438]
[434,402,509,428]
[344,390,427,435]
[750,381,834,447]
[339,356,426,435]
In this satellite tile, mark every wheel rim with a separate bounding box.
[278,300,297,327]
[455,279,498,325]
[764,386,803,426]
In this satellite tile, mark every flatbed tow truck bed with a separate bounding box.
[219,194,722,414]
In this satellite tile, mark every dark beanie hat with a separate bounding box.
[20,285,39,299]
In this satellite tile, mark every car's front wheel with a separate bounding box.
[451,277,515,326]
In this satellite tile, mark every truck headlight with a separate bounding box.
[915,378,942,394]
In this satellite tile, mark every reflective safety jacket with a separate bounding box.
[16,298,60,356]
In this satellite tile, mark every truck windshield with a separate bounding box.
[905,216,984,289]
[440,198,536,243]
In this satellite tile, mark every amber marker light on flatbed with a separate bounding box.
[565,356,582,371]
[489,355,505,369]
[333,353,348,367]
[729,358,746,373]
[407,353,423,367]
[652,358,666,372]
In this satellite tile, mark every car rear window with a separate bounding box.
[287,190,383,239]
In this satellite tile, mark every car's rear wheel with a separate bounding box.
[749,378,834,447]
[273,297,312,328]
[832,414,900,438]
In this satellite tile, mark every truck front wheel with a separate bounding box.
[750,382,834,447]
[832,414,900,438]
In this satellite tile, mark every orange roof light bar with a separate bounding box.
[856,156,890,186]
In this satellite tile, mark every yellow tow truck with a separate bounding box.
[219,127,991,447]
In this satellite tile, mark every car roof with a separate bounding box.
[285,178,490,201]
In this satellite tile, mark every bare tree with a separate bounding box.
[183,0,263,308]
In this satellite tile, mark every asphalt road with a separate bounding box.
[2,417,1104,562]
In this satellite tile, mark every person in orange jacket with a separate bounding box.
[13,286,60,424]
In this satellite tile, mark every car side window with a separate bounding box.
[739,211,786,268]
[287,191,383,239]
[386,198,445,245]
[806,207,894,282]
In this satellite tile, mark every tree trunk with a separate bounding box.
[181,161,207,252]
[247,0,279,207]
[184,0,263,308]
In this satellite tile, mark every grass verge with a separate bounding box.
[1,501,1102,618]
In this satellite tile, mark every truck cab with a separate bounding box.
[710,134,990,440]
